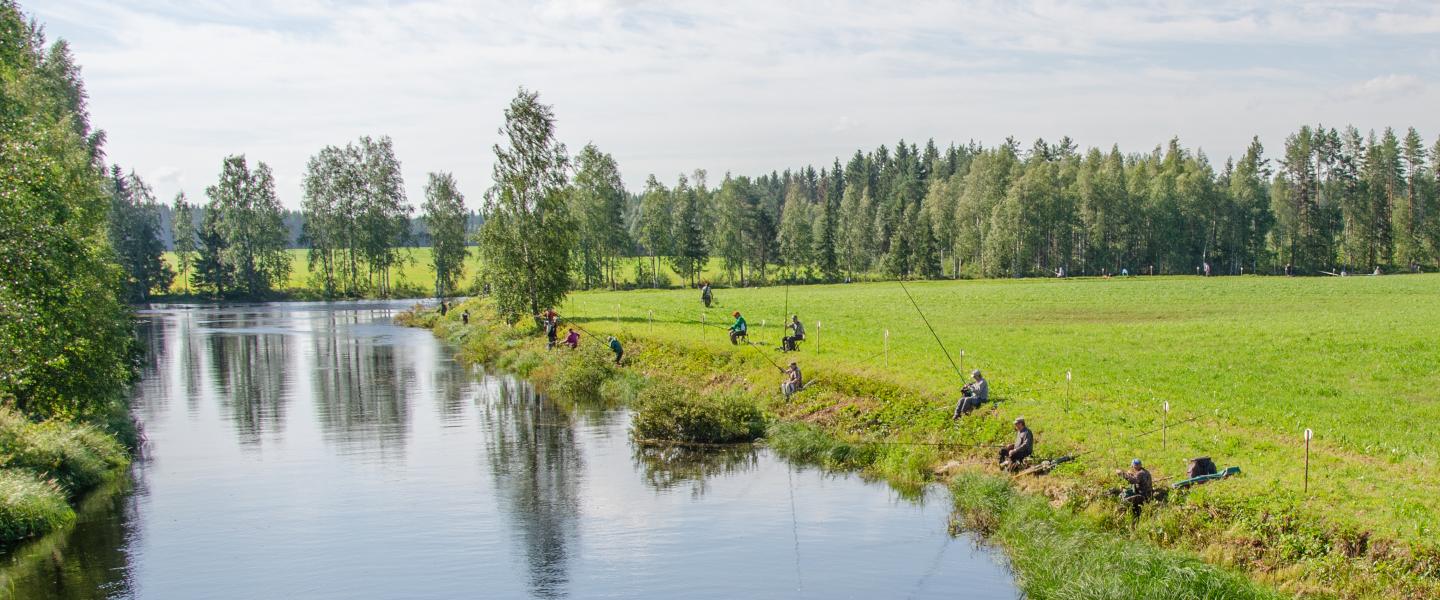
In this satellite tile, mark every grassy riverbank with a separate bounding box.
[403,274,1440,598]
[0,408,130,546]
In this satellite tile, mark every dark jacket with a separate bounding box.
[1013,427,1033,455]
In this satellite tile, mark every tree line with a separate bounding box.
[101,85,1440,308]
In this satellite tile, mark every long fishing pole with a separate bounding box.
[897,278,965,381]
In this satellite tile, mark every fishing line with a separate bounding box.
[897,279,964,382]
[787,464,803,591]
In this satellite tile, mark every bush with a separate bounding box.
[545,343,616,402]
[631,383,765,444]
[0,469,74,544]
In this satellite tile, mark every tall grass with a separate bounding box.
[0,407,128,545]
[630,382,766,444]
[0,470,72,544]
[950,472,1279,600]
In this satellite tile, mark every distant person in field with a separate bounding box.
[781,362,804,398]
[1285,263,1293,276]
[953,370,989,418]
[729,311,748,344]
[1116,458,1154,518]
[1203,262,1211,276]
[608,336,624,365]
[1121,267,1129,277]
[1373,265,1382,276]
[439,301,448,316]
[701,282,713,308]
[782,315,805,351]
[563,328,580,349]
[998,418,1033,471]
[461,310,470,325]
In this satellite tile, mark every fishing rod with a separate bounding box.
[897,278,965,382]
[1133,415,1199,439]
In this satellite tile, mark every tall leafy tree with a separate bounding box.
[477,88,573,322]
[570,143,629,289]
[636,175,673,287]
[172,192,197,294]
[1,2,138,418]
[776,183,813,279]
[422,172,468,299]
[206,155,291,297]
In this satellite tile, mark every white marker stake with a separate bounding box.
[1066,369,1073,413]
[959,350,965,375]
[1304,428,1313,494]
[816,321,822,353]
[884,329,890,367]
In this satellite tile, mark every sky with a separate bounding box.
[29,0,1440,209]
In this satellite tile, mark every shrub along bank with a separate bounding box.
[0,408,129,545]
[400,298,1304,599]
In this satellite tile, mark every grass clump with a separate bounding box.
[0,409,128,498]
[631,382,765,445]
[0,470,73,544]
[533,343,617,402]
[950,472,1278,600]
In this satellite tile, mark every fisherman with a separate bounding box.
[781,315,805,352]
[998,418,1033,471]
[1203,262,1211,277]
[729,311,748,345]
[1115,458,1153,518]
[781,362,804,398]
[439,301,448,316]
[1373,265,1382,276]
[539,309,559,350]
[562,328,580,349]
[608,336,624,365]
[461,310,470,326]
[701,282,713,308]
[953,370,989,418]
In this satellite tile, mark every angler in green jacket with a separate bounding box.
[728,311,748,345]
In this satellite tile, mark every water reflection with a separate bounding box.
[482,379,582,598]
[0,302,1017,600]
[633,445,760,497]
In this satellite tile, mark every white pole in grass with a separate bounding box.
[1066,369,1073,413]
[816,321,822,353]
[959,350,964,375]
[884,329,890,367]
[648,310,653,333]
[1163,401,1170,450]
[1304,428,1313,494]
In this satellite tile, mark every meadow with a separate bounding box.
[161,248,752,298]
[545,274,1440,597]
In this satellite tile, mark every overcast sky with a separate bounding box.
[31,0,1440,209]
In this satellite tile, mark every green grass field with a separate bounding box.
[162,249,754,297]
[557,276,1440,565]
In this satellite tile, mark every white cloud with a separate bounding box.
[1342,74,1425,100]
[28,0,1440,209]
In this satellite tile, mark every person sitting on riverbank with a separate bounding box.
[729,311,748,344]
[608,336,624,365]
[781,362,804,398]
[953,370,989,418]
[781,315,805,352]
[1115,458,1153,519]
[563,328,580,349]
[998,418,1033,471]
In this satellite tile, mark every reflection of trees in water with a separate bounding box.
[433,360,472,424]
[482,377,582,599]
[633,444,760,498]
[0,475,140,599]
[310,329,413,457]
[207,324,291,445]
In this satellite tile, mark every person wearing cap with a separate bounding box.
[701,282,713,307]
[607,336,624,365]
[728,311,748,345]
[780,361,804,398]
[1116,458,1153,518]
[953,370,989,418]
[781,315,805,352]
[998,418,1033,471]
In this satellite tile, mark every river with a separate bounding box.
[1,301,1016,599]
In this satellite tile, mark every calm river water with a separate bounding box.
[1,302,1016,599]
